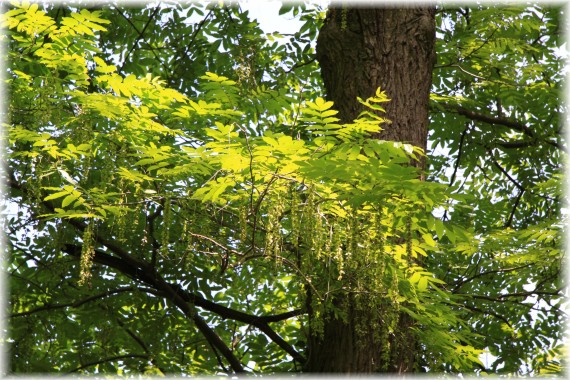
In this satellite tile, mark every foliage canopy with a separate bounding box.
[2,1,566,375]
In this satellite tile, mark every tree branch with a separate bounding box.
[68,354,149,373]
[505,189,524,228]
[179,9,214,62]
[454,303,513,328]
[495,140,535,149]
[456,289,563,303]
[451,264,532,292]
[63,244,306,367]
[449,123,469,187]
[9,286,149,318]
[112,7,145,38]
[487,150,524,191]
[114,314,150,354]
[60,244,245,373]
[285,56,317,73]
[9,161,306,369]
[439,103,563,150]
[258,309,304,323]
[442,103,534,136]
[187,231,244,257]
[169,9,214,86]
[118,5,161,74]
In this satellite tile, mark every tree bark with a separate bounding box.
[308,5,436,373]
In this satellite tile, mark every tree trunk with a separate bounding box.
[307,5,436,373]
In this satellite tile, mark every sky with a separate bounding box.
[240,0,304,34]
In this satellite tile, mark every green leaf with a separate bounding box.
[44,191,68,201]
[61,194,78,208]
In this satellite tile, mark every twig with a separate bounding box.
[118,5,162,74]
[441,103,563,151]
[10,287,147,318]
[451,264,532,292]
[487,150,524,191]
[505,189,524,228]
[449,123,469,187]
[68,354,149,373]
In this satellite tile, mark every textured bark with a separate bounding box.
[307,5,436,373]
[316,6,435,168]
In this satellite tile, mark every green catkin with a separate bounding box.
[290,188,300,245]
[374,207,386,289]
[75,120,93,187]
[179,218,192,269]
[130,203,142,240]
[184,197,196,260]
[312,207,323,259]
[264,199,283,258]
[180,218,188,244]
[115,206,127,243]
[347,209,359,272]
[80,153,91,188]
[377,217,394,370]
[331,222,344,280]
[405,215,412,258]
[115,179,130,243]
[161,197,172,258]
[302,190,316,252]
[376,209,385,256]
[324,222,332,260]
[141,201,150,249]
[27,161,44,210]
[99,151,113,190]
[264,207,275,256]
[239,204,248,249]
[78,220,95,287]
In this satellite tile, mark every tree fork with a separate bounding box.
[311,5,436,372]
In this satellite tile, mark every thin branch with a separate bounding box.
[505,189,524,228]
[187,10,214,53]
[450,64,488,81]
[258,309,304,323]
[451,264,532,292]
[118,5,162,74]
[495,140,535,149]
[495,289,563,299]
[441,103,533,137]
[9,166,304,369]
[487,150,524,191]
[192,313,238,373]
[64,244,306,365]
[473,149,558,203]
[135,252,247,373]
[209,339,230,373]
[114,315,150,354]
[68,354,149,373]
[10,287,147,318]
[439,103,563,151]
[434,27,497,70]
[59,238,244,374]
[169,9,214,84]
[147,203,163,268]
[455,303,513,328]
[188,232,244,257]
[285,56,317,73]
[456,289,563,303]
[449,123,469,187]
